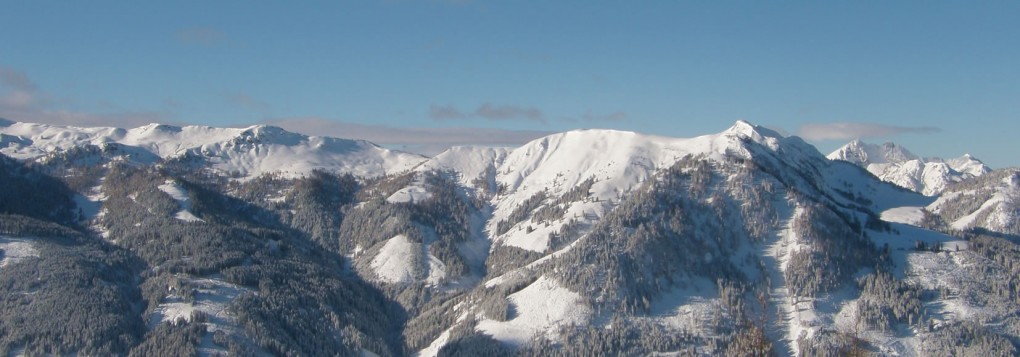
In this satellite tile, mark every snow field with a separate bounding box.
[148,277,254,355]
[158,180,204,222]
[0,237,38,268]
[475,276,592,346]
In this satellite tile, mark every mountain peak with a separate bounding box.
[830,139,992,195]
[0,118,13,127]
[723,120,785,140]
[718,120,792,155]
[724,119,759,136]
[827,139,918,165]
[135,122,183,134]
[240,124,291,137]
[947,153,992,176]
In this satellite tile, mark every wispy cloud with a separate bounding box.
[0,66,46,110]
[430,103,545,123]
[429,104,467,120]
[263,117,551,156]
[175,27,226,47]
[0,65,171,128]
[226,92,272,114]
[568,110,628,123]
[476,103,543,122]
[0,67,37,92]
[797,122,941,141]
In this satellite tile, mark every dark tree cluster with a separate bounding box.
[495,190,549,236]
[515,317,699,356]
[91,164,405,356]
[856,272,925,331]
[785,202,880,297]
[284,169,360,252]
[920,320,1017,356]
[0,216,143,356]
[969,234,1020,306]
[0,153,75,223]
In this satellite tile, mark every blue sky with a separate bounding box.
[1,1,1018,166]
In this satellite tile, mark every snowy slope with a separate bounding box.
[148,276,259,355]
[157,180,204,222]
[481,122,925,253]
[415,146,511,188]
[485,121,794,252]
[0,237,38,268]
[475,276,592,346]
[410,120,941,354]
[0,121,426,179]
[945,154,992,177]
[828,139,990,196]
[369,235,420,284]
[5,117,1016,355]
[828,139,919,166]
[928,169,1020,235]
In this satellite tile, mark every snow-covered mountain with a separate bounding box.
[0,121,426,179]
[927,168,1020,235]
[363,121,982,356]
[0,119,1017,356]
[828,139,921,166]
[828,139,991,195]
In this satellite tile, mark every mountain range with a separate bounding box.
[827,139,991,196]
[0,118,1017,356]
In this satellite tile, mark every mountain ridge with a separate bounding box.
[0,120,427,179]
[828,139,991,196]
[0,118,1017,356]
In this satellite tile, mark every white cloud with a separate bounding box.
[263,117,551,156]
[0,65,171,128]
[797,122,940,141]
[226,92,272,114]
[430,103,544,123]
[0,67,37,92]
[429,104,467,120]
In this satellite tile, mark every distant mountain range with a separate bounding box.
[0,118,1017,356]
[828,139,991,196]
[0,120,425,179]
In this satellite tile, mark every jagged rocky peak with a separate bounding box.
[828,139,991,196]
[828,139,919,165]
[945,153,992,176]
[723,119,782,142]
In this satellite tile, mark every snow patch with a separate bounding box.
[881,206,926,225]
[415,329,452,357]
[158,180,204,222]
[0,237,38,268]
[425,249,447,285]
[476,276,592,346]
[949,193,1005,231]
[417,146,511,188]
[387,185,432,204]
[149,277,249,327]
[764,205,809,356]
[370,235,418,284]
